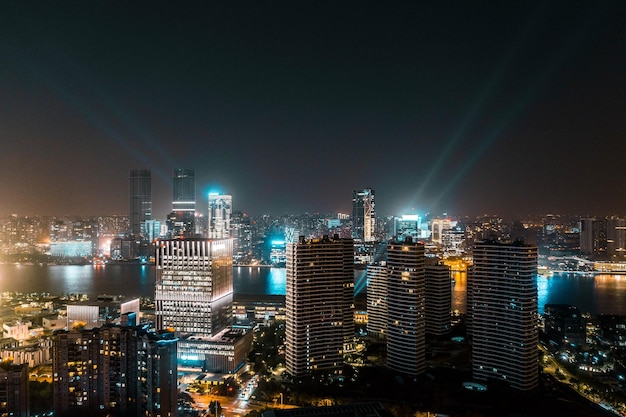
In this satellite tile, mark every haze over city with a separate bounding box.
[1,1,623,218]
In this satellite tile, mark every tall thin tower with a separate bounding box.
[386,238,426,377]
[469,240,538,390]
[352,188,375,242]
[169,169,196,237]
[129,169,152,237]
[172,169,195,212]
[286,235,353,378]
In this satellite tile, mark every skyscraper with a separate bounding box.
[155,238,233,337]
[425,263,452,336]
[386,239,426,377]
[469,240,538,391]
[352,188,375,242]
[172,169,196,212]
[208,193,232,239]
[169,169,196,237]
[285,235,354,378]
[366,262,388,340]
[129,169,152,238]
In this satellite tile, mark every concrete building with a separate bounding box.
[2,321,29,341]
[66,296,141,330]
[0,360,28,417]
[425,263,452,336]
[286,235,354,378]
[52,323,178,417]
[386,239,426,377]
[366,262,388,340]
[177,327,253,373]
[469,240,538,391]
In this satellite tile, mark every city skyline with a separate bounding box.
[1,2,624,218]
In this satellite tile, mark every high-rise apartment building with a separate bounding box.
[52,324,178,417]
[386,239,426,377]
[580,217,607,258]
[352,189,376,242]
[366,262,388,340]
[0,360,28,417]
[425,263,452,336]
[469,240,538,391]
[129,169,152,238]
[208,193,232,239]
[169,169,196,237]
[155,238,233,337]
[285,235,354,378]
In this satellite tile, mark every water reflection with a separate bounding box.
[266,268,286,295]
[2,264,626,316]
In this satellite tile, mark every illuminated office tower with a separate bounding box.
[431,218,456,244]
[425,263,452,336]
[386,239,425,377]
[172,169,195,212]
[286,235,354,378]
[170,169,196,237]
[231,211,253,262]
[129,169,152,238]
[394,214,421,241]
[352,188,376,242]
[208,193,232,239]
[366,262,388,340]
[469,240,538,391]
[155,238,233,336]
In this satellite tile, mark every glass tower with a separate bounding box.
[352,188,375,242]
[129,169,152,237]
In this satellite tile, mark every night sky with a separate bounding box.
[1,1,624,218]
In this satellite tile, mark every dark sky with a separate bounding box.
[1,1,624,218]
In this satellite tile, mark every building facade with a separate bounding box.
[425,263,452,336]
[52,324,178,417]
[208,193,232,239]
[0,360,28,417]
[129,169,152,238]
[352,189,376,242]
[366,263,388,340]
[155,238,233,337]
[169,169,196,237]
[386,239,426,377]
[469,240,538,391]
[285,235,354,378]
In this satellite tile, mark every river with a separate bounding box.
[1,264,626,315]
